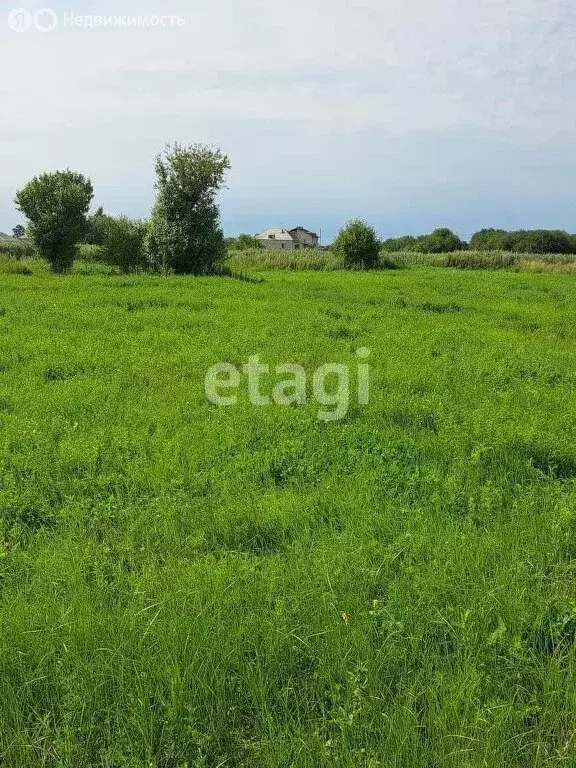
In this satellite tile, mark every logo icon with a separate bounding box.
[8,8,32,32]
[34,8,58,32]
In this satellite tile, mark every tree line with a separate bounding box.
[12,141,576,275]
[382,228,576,255]
[14,143,230,274]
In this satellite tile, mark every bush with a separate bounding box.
[85,207,107,245]
[229,233,263,250]
[471,228,576,255]
[146,143,230,274]
[382,229,467,254]
[96,215,148,272]
[381,235,418,252]
[418,228,467,253]
[77,244,106,264]
[332,219,380,269]
[469,229,509,251]
[14,170,93,273]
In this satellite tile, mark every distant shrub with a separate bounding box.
[382,229,467,254]
[379,253,401,269]
[381,235,418,252]
[97,215,149,272]
[14,170,93,273]
[85,207,107,245]
[518,230,573,254]
[471,228,576,255]
[230,233,263,250]
[332,219,380,269]
[418,228,467,253]
[469,229,510,251]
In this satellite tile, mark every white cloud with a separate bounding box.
[1,0,575,236]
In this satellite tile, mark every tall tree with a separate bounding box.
[146,143,230,274]
[15,170,93,273]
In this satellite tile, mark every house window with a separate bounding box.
[268,234,275,239]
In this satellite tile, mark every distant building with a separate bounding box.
[255,226,320,250]
[255,228,296,250]
[289,227,319,248]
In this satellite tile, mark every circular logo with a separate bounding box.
[7,8,32,32]
[34,8,58,32]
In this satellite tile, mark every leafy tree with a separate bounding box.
[513,229,573,254]
[470,228,509,251]
[471,228,575,254]
[382,229,466,253]
[12,225,25,239]
[85,207,107,245]
[146,143,230,274]
[381,235,418,252]
[230,233,263,250]
[14,170,93,273]
[417,228,467,253]
[332,219,380,268]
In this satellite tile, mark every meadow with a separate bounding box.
[1,259,576,766]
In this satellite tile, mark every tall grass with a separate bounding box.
[0,239,36,259]
[228,247,576,274]
[392,249,576,272]
[3,242,576,276]
[228,247,401,271]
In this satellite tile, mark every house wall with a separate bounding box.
[290,229,319,247]
[257,237,296,250]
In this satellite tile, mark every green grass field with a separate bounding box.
[1,264,576,766]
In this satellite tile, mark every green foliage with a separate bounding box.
[418,227,467,253]
[146,142,230,274]
[84,206,107,245]
[229,233,263,250]
[93,215,149,272]
[12,224,25,239]
[332,218,380,268]
[381,234,419,252]
[383,228,467,253]
[0,239,36,260]
[14,170,93,273]
[469,228,510,251]
[471,228,576,254]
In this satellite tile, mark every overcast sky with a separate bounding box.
[1,0,575,241]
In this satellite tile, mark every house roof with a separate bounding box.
[289,226,319,238]
[255,228,295,241]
